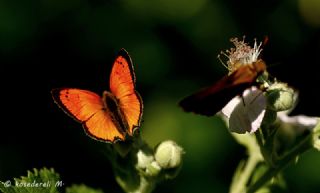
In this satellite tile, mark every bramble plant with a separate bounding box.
[181,37,319,193]
[1,38,319,193]
[221,38,319,193]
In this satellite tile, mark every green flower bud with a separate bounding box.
[312,120,320,151]
[154,140,183,169]
[266,83,295,112]
[136,149,154,170]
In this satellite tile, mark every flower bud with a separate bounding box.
[266,83,295,112]
[154,140,183,169]
[136,149,154,170]
[312,120,320,151]
[145,161,161,177]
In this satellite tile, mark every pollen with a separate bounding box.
[218,37,263,73]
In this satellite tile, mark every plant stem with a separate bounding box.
[133,177,156,193]
[247,134,312,193]
[255,129,264,148]
[230,154,260,193]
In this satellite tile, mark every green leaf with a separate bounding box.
[0,168,61,193]
[66,184,104,193]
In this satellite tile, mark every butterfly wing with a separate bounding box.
[84,109,125,142]
[51,88,125,142]
[109,49,143,135]
[179,60,266,116]
[179,73,250,116]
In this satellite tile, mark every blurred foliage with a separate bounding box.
[1,0,320,193]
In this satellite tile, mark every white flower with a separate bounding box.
[221,86,267,134]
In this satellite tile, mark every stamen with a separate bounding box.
[218,37,263,73]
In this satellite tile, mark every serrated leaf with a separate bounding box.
[66,184,104,193]
[0,168,61,193]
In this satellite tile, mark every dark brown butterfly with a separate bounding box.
[179,59,266,116]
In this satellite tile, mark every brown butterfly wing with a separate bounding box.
[179,60,266,116]
[109,49,143,135]
[51,88,125,142]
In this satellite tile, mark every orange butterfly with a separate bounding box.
[51,49,143,143]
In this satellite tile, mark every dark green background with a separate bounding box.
[1,0,319,192]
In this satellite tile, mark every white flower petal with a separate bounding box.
[221,96,241,118]
[221,87,266,134]
[277,112,319,132]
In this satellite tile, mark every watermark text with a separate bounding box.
[2,180,64,188]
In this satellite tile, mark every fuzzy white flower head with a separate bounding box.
[219,37,263,73]
[221,86,267,134]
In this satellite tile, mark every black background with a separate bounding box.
[1,0,319,192]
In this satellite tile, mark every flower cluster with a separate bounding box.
[219,38,318,137]
[217,37,319,193]
[109,139,184,193]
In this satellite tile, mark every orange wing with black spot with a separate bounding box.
[52,49,143,143]
[51,88,125,142]
[109,49,143,135]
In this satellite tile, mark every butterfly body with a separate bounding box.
[52,49,143,143]
[179,60,266,116]
[103,91,129,134]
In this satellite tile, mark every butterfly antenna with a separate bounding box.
[249,91,264,105]
[263,36,269,47]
